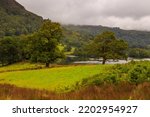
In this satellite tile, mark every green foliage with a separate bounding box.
[87,31,128,64]
[62,26,93,48]
[74,44,91,59]
[63,25,150,49]
[129,48,150,58]
[0,36,22,65]
[129,64,150,84]
[0,34,34,66]
[29,20,64,67]
[0,0,43,37]
[74,61,150,89]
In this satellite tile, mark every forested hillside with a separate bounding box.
[0,0,150,59]
[63,25,150,48]
[0,0,43,37]
[0,0,150,49]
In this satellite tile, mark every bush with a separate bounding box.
[81,74,104,86]
[129,64,150,84]
[103,73,118,84]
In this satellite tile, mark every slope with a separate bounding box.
[0,0,43,37]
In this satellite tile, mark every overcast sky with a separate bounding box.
[16,0,150,31]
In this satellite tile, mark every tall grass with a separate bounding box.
[0,82,150,100]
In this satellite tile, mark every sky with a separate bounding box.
[16,0,150,31]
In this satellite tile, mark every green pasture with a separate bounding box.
[0,64,111,91]
[0,62,44,72]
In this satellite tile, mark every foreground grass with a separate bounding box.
[0,61,149,100]
[0,82,150,100]
[0,64,111,91]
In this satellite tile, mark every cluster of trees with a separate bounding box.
[63,25,150,58]
[0,23,129,66]
[0,20,64,67]
[0,0,149,67]
[63,25,150,52]
[0,36,22,66]
[129,48,150,58]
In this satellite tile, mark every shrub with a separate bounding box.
[103,73,118,84]
[129,64,149,84]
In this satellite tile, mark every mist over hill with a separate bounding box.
[0,0,150,49]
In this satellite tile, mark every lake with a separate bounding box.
[73,58,150,64]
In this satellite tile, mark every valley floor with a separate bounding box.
[0,61,150,100]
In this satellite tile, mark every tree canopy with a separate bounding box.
[0,36,21,66]
[87,31,128,64]
[29,19,64,67]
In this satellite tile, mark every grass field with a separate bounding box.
[0,64,111,91]
[0,62,45,73]
[0,61,149,99]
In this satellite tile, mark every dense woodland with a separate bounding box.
[0,0,150,66]
[63,25,150,58]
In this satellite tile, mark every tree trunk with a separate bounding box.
[46,63,49,68]
[102,58,106,64]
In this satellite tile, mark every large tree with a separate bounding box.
[29,19,64,67]
[88,31,128,64]
[0,37,21,66]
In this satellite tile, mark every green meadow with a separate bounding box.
[0,62,45,72]
[0,63,111,91]
[0,61,150,99]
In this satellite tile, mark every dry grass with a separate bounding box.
[131,82,150,100]
[0,82,150,100]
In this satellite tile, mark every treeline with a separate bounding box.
[128,48,150,58]
[63,25,150,48]
[0,20,64,67]
[63,25,150,59]
[0,20,150,67]
[0,19,129,66]
[0,36,23,66]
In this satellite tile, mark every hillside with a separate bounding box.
[0,0,43,37]
[63,25,150,48]
[0,0,150,49]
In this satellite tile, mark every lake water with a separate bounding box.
[73,58,150,64]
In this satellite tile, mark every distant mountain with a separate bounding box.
[63,25,150,48]
[0,0,150,48]
[0,0,43,37]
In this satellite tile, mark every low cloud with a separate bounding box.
[16,0,150,31]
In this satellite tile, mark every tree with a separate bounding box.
[29,19,64,67]
[0,37,21,66]
[87,31,128,64]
